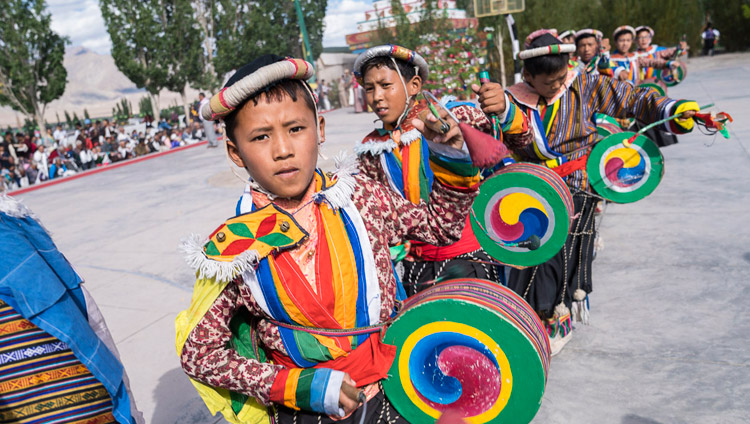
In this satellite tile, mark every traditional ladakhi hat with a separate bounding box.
[574,28,603,43]
[524,28,558,48]
[635,25,655,37]
[200,54,315,121]
[519,30,576,60]
[558,30,577,40]
[352,45,429,85]
[612,25,636,40]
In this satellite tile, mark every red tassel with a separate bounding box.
[458,122,509,168]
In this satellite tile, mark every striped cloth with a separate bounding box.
[507,72,687,190]
[0,299,116,424]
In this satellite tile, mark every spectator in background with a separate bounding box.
[339,70,352,108]
[32,144,49,179]
[117,140,132,160]
[134,139,150,157]
[48,157,69,179]
[701,23,720,56]
[53,124,66,145]
[79,143,95,170]
[198,92,219,148]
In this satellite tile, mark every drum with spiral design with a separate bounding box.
[381,279,550,423]
[470,163,574,267]
[657,61,687,87]
[587,131,664,203]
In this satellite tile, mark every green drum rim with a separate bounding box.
[472,170,571,267]
[382,299,546,424]
[587,131,664,203]
[658,62,687,87]
[638,82,666,97]
[595,113,620,127]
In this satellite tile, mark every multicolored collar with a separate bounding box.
[354,101,427,156]
[507,70,577,110]
[182,155,359,283]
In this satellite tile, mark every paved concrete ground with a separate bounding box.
[12,53,750,423]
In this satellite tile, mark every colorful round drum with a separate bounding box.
[637,80,666,97]
[658,61,687,87]
[587,131,664,203]
[595,113,624,140]
[471,163,574,267]
[382,279,551,424]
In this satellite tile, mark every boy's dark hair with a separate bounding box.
[524,33,569,77]
[360,56,417,82]
[575,33,597,47]
[223,79,316,143]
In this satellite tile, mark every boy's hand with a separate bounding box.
[338,374,360,416]
[618,72,629,81]
[413,109,464,150]
[471,83,506,115]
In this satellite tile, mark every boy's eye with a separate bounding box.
[251,134,268,142]
[382,83,391,88]
[290,126,305,133]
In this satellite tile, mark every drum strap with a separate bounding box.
[549,153,589,178]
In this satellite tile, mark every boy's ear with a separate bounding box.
[225,137,246,169]
[318,115,326,144]
[407,75,422,97]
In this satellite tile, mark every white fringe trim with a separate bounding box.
[571,299,590,324]
[354,139,398,156]
[314,152,358,210]
[180,234,259,282]
[399,128,421,146]
[0,193,34,218]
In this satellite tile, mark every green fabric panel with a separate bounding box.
[204,241,220,256]
[227,222,254,238]
[228,308,267,415]
[257,232,294,247]
[429,154,479,177]
[294,369,318,411]
[293,329,335,363]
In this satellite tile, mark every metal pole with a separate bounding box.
[293,0,317,83]
[505,14,522,84]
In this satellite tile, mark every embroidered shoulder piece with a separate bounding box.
[181,204,309,282]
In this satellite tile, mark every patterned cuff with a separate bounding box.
[496,93,512,122]
[668,100,699,133]
[269,368,345,415]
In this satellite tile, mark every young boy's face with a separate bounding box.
[616,33,633,53]
[227,91,325,200]
[363,64,421,126]
[523,66,569,100]
[576,36,598,63]
[636,31,651,50]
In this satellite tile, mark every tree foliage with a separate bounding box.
[373,0,451,49]
[212,0,328,77]
[0,0,68,133]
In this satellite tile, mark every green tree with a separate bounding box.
[100,0,167,120]
[191,0,220,91]
[211,0,328,78]
[64,110,72,127]
[55,111,61,125]
[157,0,206,126]
[73,111,80,125]
[84,108,90,120]
[704,0,750,52]
[0,0,68,139]
[373,0,450,49]
[139,95,153,117]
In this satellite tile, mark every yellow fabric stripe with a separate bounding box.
[0,380,104,409]
[282,368,303,409]
[405,140,422,204]
[674,101,699,131]
[545,99,560,136]
[320,206,358,329]
[4,397,111,423]
[430,161,480,188]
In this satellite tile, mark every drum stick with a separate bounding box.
[341,382,364,404]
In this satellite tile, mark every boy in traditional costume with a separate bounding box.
[176,55,479,423]
[634,26,687,83]
[610,25,679,85]
[351,45,528,295]
[572,29,613,77]
[0,194,144,424]
[476,31,700,354]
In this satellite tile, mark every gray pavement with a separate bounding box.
[12,53,750,423]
